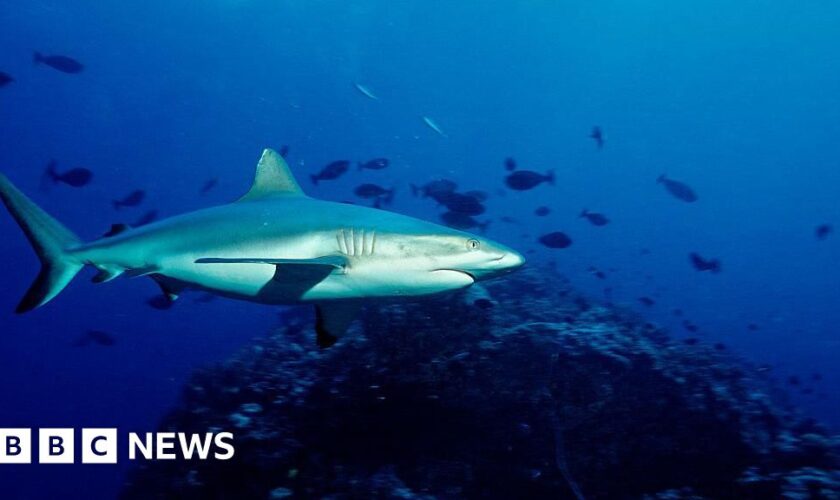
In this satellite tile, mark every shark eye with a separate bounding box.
[466,239,481,251]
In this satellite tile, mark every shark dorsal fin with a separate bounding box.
[238,148,305,201]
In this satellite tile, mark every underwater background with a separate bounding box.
[0,1,838,498]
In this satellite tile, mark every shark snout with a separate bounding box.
[466,249,525,280]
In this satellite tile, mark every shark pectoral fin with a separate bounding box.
[238,148,306,202]
[314,301,362,348]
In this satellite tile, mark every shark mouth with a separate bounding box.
[433,269,476,282]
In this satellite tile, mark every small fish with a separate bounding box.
[422,116,446,137]
[534,206,551,217]
[538,231,572,249]
[33,51,84,74]
[200,178,218,194]
[683,338,699,345]
[657,175,698,203]
[440,212,488,231]
[440,192,485,216]
[689,252,721,273]
[815,224,832,240]
[354,184,394,205]
[638,296,655,307]
[358,158,389,170]
[788,376,801,386]
[0,72,14,87]
[112,189,145,210]
[354,83,378,100]
[580,209,609,226]
[504,157,517,171]
[311,160,350,185]
[682,320,698,332]
[747,323,759,331]
[411,179,457,199]
[73,330,116,347]
[590,126,604,149]
[463,190,489,203]
[505,170,554,191]
[44,160,93,187]
[132,210,158,227]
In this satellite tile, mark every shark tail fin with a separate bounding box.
[0,173,84,313]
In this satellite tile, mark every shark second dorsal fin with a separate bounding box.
[238,148,305,201]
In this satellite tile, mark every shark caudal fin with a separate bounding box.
[0,173,83,313]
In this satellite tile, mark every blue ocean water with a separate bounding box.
[0,1,838,498]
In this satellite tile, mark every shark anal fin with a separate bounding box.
[315,301,361,349]
[238,149,306,201]
[149,274,186,302]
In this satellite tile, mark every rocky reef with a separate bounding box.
[121,267,839,499]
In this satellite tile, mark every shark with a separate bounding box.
[0,149,525,347]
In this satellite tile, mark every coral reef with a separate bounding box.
[121,268,839,499]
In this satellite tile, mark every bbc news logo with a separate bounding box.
[0,429,234,464]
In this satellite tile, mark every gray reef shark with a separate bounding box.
[0,149,524,347]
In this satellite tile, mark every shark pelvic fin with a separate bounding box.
[238,148,305,201]
[315,301,362,348]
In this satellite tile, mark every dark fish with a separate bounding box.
[0,72,14,87]
[411,179,458,199]
[815,224,832,240]
[73,330,116,347]
[354,184,394,205]
[689,252,721,273]
[747,323,759,331]
[440,211,488,231]
[538,231,572,249]
[358,158,389,170]
[33,51,84,74]
[682,320,698,332]
[132,210,158,227]
[638,296,655,307]
[200,178,218,194]
[684,338,699,345]
[580,209,609,226]
[279,145,290,157]
[44,160,93,187]
[311,160,349,185]
[657,175,698,203]
[590,126,604,149]
[112,189,145,209]
[504,157,517,171]
[587,266,606,279]
[440,192,485,216]
[812,372,823,382]
[505,170,554,191]
[534,206,551,217]
[788,376,801,386]
[714,343,726,351]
